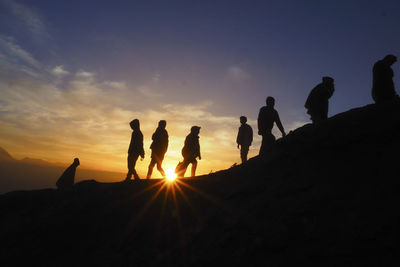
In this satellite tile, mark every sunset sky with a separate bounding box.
[1,0,399,178]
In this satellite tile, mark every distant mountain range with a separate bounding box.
[0,146,14,162]
[0,147,124,194]
[0,147,65,166]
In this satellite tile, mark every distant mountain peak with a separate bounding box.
[0,147,15,161]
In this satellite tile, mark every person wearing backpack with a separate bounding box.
[146,120,168,179]
[176,126,201,177]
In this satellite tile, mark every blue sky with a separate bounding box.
[0,0,399,175]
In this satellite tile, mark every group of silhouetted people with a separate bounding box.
[236,54,398,163]
[125,119,202,181]
[56,54,398,187]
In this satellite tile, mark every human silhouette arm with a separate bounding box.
[166,132,169,152]
[236,127,241,149]
[275,113,286,137]
[198,143,201,160]
[197,139,201,160]
[257,107,265,135]
[139,132,145,159]
[249,125,253,145]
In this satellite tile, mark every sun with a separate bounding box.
[165,168,177,182]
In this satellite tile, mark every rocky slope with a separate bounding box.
[1,102,400,266]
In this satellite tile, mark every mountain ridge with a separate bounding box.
[0,146,15,162]
[1,101,400,266]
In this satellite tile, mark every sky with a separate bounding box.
[0,0,399,178]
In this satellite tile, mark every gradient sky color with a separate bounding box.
[1,0,399,178]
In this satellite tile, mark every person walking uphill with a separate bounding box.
[305,76,335,123]
[125,119,145,181]
[146,120,168,179]
[257,96,286,156]
[176,126,201,178]
[237,116,253,163]
[372,54,398,104]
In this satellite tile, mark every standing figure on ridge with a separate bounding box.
[372,54,398,104]
[176,126,201,178]
[257,97,286,156]
[56,158,80,189]
[125,119,144,181]
[305,76,335,123]
[146,120,168,179]
[236,116,253,163]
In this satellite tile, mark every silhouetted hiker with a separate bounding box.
[305,76,335,123]
[146,120,168,179]
[372,54,398,104]
[56,158,79,189]
[125,119,145,181]
[237,116,253,163]
[257,97,286,156]
[176,126,201,177]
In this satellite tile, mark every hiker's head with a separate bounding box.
[383,54,397,65]
[322,76,334,85]
[73,158,80,166]
[191,126,201,135]
[266,96,275,107]
[158,120,167,129]
[130,119,140,130]
[240,116,247,124]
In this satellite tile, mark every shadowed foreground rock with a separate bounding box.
[1,102,400,266]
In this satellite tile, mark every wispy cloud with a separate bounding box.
[0,35,40,68]
[0,62,255,175]
[51,65,69,77]
[76,71,95,80]
[2,0,50,41]
[227,66,250,81]
[0,41,265,177]
[138,86,163,98]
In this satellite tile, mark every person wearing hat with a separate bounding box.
[146,120,168,179]
[177,126,201,177]
[372,54,398,104]
[304,76,335,123]
[125,119,145,181]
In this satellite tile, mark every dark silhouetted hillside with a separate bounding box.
[1,102,400,266]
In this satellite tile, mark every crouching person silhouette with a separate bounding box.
[56,158,80,189]
[236,116,253,163]
[125,119,144,181]
[176,126,201,178]
[372,54,398,104]
[305,76,335,123]
[146,120,168,179]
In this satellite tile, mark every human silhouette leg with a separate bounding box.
[156,161,166,178]
[178,159,190,178]
[191,159,197,177]
[259,132,275,157]
[146,158,157,179]
[240,145,249,163]
[126,153,140,180]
